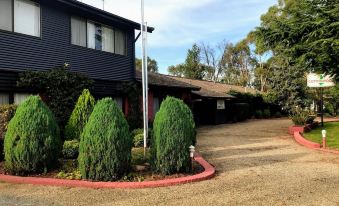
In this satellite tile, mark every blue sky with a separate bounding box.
[82,0,277,73]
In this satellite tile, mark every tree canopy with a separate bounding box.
[250,0,338,80]
[136,57,159,73]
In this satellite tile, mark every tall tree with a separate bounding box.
[251,0,339,80]
[221,39,256,87]
[135,57,159,73]
[168,44,207,79]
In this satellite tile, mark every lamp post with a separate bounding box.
[322,129,326,148]
[189,145,195,172]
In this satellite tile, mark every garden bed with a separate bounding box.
[0,148,207,185]
[0,151,214,189]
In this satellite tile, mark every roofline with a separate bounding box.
[167,75,259,93]
[54,0,154,33]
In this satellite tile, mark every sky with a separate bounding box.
[80,0,277,74]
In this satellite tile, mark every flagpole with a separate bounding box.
[141,0,148,158]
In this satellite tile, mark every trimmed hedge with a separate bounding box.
[232,103,250,122]
[62,140,80,159]
[0,104,17,139]
[0,138,3,161]
[65,89,95,140]
[4,96,61,174]
[78,98,132,181]
[152,97,196,175]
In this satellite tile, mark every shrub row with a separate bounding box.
[3,92,196,180]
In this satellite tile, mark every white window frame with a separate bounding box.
[71,16,126,56]
[0,0,41,37]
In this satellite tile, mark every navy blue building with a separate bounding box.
[0,0,153,105]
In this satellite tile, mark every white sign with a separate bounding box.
[217,100,225,110]
[307,73,335,88]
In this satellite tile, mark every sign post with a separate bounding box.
[307,73,335,127]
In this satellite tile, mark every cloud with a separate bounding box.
[80,0,277,72]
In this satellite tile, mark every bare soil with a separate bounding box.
[0,119,338,206]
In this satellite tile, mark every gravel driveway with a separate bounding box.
[0,119,338,206]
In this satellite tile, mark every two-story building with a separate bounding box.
[0,0,153,107]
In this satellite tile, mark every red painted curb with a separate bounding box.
[0,153,215,189]
[293,132,339,154]
[293,132,321,149]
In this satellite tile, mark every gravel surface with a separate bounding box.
[0,119,338,206]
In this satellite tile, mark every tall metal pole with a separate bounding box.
[141,0,148,158]
[320,88,324,127]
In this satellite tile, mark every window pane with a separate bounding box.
[87,21,96,49]
[115,29,126,55]
[0,0,13,31]
[14,0,40,37]
[0,93,10,105]
[102,26,114,53]
[87,21,102,50]
[71,16,86,47]
[14,93,31,105]
[153,97,160,118]
[114,97,123,110]
[95,23,102,50]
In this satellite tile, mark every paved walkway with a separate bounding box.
[0,119,338,206]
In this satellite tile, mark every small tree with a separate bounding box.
[4,96,61,174]
[152,97,196,175]
[65,89,95,140]
[17,65,93,131]
[78,98,132,181]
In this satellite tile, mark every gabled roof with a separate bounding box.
[51,0,154,32]
[168,76,258,99]
[135,70,200,90]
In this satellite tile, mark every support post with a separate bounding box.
[320,88,324,127]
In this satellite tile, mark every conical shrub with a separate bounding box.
[4,95,61,174]
[65,89,95,140]
[151,96,196,175]
[78,98,132,181]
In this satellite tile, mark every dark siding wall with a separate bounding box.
[0,1,135,82]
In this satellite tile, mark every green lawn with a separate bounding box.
[303,122,339,150]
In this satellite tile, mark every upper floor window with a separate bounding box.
[0,0,40,37]
[71,16,126,55]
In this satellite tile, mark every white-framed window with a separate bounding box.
[0,0,40,37]
[153,97,160,117]
[71,16,125,55]
[14,93,31,105]
[0,0,13,31]
[0,93,10,105]
[114,29,126,55]
[71,16,86,47]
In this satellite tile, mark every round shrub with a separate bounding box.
[4,96,61,174]
[255,110,263,119]
[152,96,196,175]
[62,140,80,159]
[65,89,95,140]
[263,109,271,119]
[0,104,17,139]
[78,98,132,181]
[0,138,3,161]
[131,128,152,148]
[133,133,144,147]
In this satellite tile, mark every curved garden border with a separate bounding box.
[0,153,215,189]
[291,120,339,154]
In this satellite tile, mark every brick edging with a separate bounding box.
[293,132,339,154]
[0,153,215,189]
